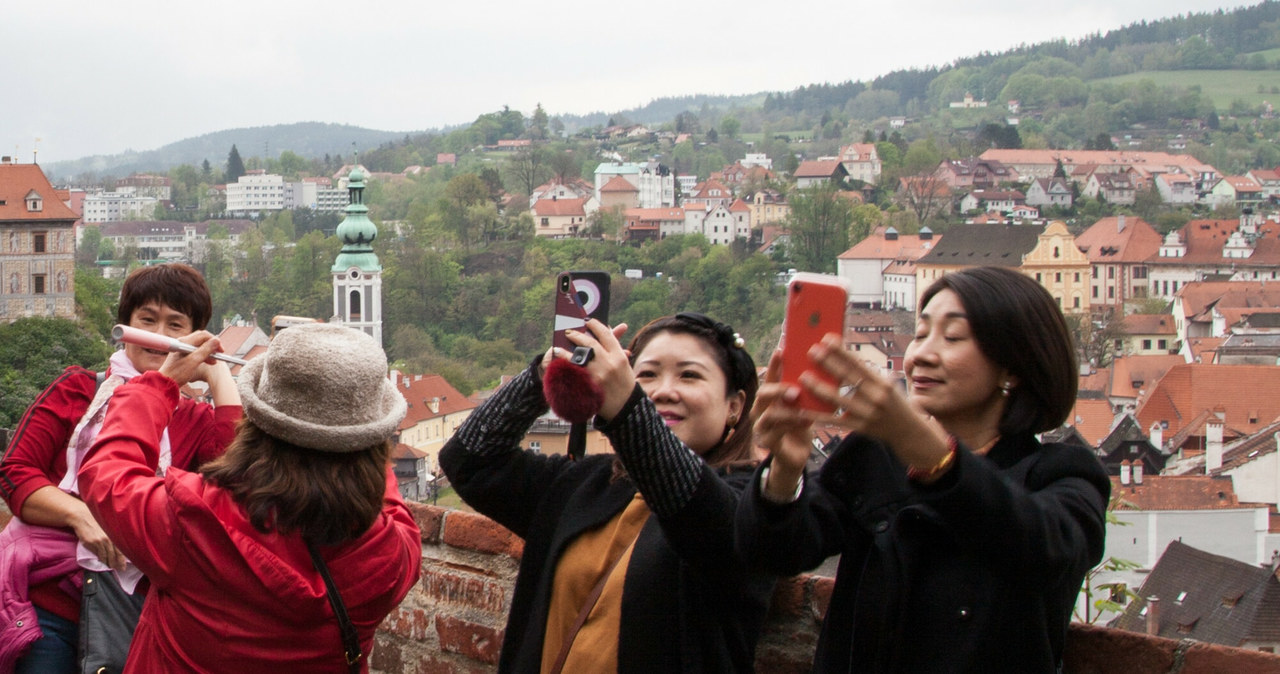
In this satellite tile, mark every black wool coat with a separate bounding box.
[441,367,774,674]
[736,432,1110,673]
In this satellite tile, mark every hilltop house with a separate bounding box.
[837,143,882,184]
[792,160,848,188]
[1024,177,1073,208]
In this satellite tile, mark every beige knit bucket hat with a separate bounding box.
[237,323,407,452]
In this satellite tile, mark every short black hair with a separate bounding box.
[116,263,213,330]
[919,267,1077,436]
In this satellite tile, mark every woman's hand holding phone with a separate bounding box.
[778,273,849,413]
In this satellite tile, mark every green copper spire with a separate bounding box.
[331,160,381,272]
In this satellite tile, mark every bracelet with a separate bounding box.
[760,466,803,504]
[907,435,958,483]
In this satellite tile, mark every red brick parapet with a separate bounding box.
[372,502,1280,674]
[4,499,1278,672]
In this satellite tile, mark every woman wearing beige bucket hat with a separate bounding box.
[76,322,422,673]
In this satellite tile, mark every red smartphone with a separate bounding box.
[779,273,849,413]
[552,271,611,352]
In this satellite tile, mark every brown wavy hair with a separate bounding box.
[201,422,391,545]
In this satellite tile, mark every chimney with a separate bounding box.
[1149,422,1163,452]
[1117,214,1126,232]
[1146,596,1161,636]
[1133,461,1144,484]
[1205,420,1224,473]
[1120,460,1131,485]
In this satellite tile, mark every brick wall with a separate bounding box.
[374,502,1280,674]
[4,500,1279,673]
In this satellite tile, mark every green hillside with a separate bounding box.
[1095,70,1280,109]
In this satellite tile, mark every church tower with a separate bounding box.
[331,163,383,344]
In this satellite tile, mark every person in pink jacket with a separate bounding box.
[77,322,422,673]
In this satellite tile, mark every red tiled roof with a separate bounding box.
[1066,398,1116,447]
[394,373,477,430]
[1074,216,1163,263]
[1185,337,1225,363]
[1109,475,1240,510]
[1223,176,1262,192]
[794,160,845,178]
[532,198,587,217]
[1122,314,1177,336]
[1177,280,1280,322]
[1079,367,1110,396]
[0,164,79,221]
[1135,363,1280,437]
[838,227,939,261]
[728,198,751,212]
[394,443,429,460]
[600,175,638,193]
[215,325,260,355]
[1109,355,1186,400]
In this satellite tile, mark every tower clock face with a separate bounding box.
[349,269,360,280]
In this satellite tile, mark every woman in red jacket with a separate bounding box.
[0,263,241,674]
[77,322,421,673]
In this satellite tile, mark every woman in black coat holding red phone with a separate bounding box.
[440,313,774,673]
[740,267,1110,673]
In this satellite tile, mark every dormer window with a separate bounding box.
[26,190,43,212]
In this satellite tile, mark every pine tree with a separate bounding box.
[226,145,246,184]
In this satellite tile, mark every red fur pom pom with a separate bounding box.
[543,358,603,423]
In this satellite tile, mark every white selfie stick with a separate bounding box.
[111,324,249,367]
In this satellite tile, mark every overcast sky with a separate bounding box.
[2,0,1249,164]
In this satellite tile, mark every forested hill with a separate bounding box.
[760,1,1280,117]
[46,123,409,181]
[47,1,1280,180]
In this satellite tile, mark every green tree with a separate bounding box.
[226,145,246,184]
[719,116,742,141]
[504,146,550,196]
[73,268,122,339]
[77,226,104,267]
[0,318,111,427]
[787,183,854,273]
[529,103,550,140]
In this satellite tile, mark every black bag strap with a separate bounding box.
[306,540,362,673]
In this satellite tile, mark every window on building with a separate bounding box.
[33,232,46,253]
[1158,340,1167,350]
[1108,266,1115,279]
[1142,339,1152,350]
[1035,273,1042,282]
[1134,266,1147,279]
[1055,272,1062,283]
[33,275,46,294]
[1075,272,1081,282]
[1092,286,1098,298]
[540,218,549,226]
[1073,297,1081,308]
[1108,286,1115,298]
